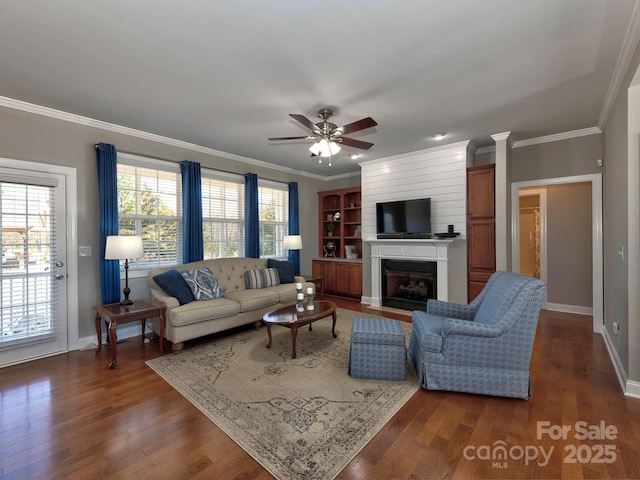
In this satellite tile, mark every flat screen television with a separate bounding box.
[376,198,432,238]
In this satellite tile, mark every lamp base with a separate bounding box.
[120,298,134,306]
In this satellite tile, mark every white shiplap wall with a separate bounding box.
[359,141,471,240]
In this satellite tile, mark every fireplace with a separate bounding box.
[381,259,437,311]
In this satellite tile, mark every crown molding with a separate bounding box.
[490,131,513,146]
[599,0,640,129]
[476,145,496,154]
[0,96,331,181]
[358,140,471,168]
[512,126,601,148]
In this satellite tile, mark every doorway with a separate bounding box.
[511,174,603,333]
[0,159,78,367]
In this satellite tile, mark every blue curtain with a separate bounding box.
[96,142,121,304]
[288,182,300,274]
[245,173,260,258]
[181,160,204,263]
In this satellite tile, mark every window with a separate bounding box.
[117,154,181,269]
[202,171,245,259]
[258,180,288,258]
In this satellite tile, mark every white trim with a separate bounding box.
[512,127,601,148]
[0,157,79,352]
[511,174,603,334]
[490,131,513,145]
[0,96,330,181]
[476,146,495,154]
[601,327,632,396]
[117,152,181,172]
[514,188,548,308]
[358,140,471,167]
[599,0,640,129]
[545,303,593,316]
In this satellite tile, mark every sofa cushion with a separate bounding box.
[267,259,295,283]
[224,288,280,312]
[181,268,225,301]
[153,269,194,305]
[169,297,241,327]
[244,268,280,289]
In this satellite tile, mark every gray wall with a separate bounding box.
[511,134,602,182]
[0,106,330,340]
[546,183,592,308]
[602,38,640,380]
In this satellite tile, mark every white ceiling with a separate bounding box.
[0,0,637,177]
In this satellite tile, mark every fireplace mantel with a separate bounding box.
[367,238,455,306]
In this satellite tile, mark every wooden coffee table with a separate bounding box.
[262,300,337,359]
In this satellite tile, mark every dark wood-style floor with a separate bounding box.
[2,296,640,479]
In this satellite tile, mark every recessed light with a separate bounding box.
[350,154,360,160]
[433,133,446,140]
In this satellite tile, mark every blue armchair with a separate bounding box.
[408,271,546,399]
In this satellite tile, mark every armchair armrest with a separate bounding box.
[427,299,478,320]
[442,318,502,338]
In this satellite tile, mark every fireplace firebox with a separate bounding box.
[381,259,437,311]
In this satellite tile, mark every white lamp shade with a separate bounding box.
[309,139,341,157]
[105,235,144,260]
[283,235,303,250]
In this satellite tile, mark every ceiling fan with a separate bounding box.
[268,108,377,164]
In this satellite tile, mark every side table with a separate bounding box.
[301,274,324,299]
[94,298,166,369]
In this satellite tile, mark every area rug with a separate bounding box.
[146,308,418,480]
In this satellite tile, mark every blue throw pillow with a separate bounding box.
[267,259,295,283]
[153,269,194,305]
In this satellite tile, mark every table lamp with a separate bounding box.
[283,235,302,275]
[105,235,144,305]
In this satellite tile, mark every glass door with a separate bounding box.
[0,168,68,366]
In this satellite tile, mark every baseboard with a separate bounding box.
[545,302,593,316]
[77,321,151,351]
[600,327,630,395]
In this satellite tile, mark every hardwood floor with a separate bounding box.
[1,297,640,479]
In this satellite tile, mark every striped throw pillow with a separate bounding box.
[244,268,280,289]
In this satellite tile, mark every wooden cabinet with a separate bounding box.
[313,259,361,298]
[336,262,362,298]
[315,187,362,299]
[313,260,336,293]
[467,164,496,302]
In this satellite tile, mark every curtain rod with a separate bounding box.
[93,144,295,185]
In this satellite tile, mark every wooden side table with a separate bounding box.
[301,274,324,299]
[94,298,166,369]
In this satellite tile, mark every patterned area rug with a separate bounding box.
[146,308,418,480]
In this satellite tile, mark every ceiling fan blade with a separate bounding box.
[339,137,374,150]
[289,114,320,133]
[337,117,377,135]
[268,136,312,141]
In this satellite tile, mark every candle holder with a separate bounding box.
[295,282,303,297]
[306,287,315,310]
[296,293,305,312]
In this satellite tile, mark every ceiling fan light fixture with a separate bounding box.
[309,139,341,157]
[433,133,446,141]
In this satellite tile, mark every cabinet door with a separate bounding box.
[349,262,362,297]
[467,166,495,218]
[468,219,496,270]
[336,262,362,298]
[324,261,337,293]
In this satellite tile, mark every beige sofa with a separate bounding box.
[148,257,314,351]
